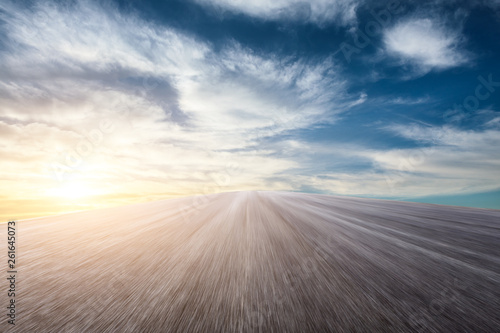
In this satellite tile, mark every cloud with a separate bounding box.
[190,0,361,26]
[0,0,354,133]
[262,123,500,198]
[383,17,469,74]
[0,0,363,217]
[387,96,431,105]
[1,0,498,219]
[364,124,500,196]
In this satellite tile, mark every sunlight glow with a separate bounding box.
[46,182,96,200]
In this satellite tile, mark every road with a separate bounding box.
[1,191,499,332]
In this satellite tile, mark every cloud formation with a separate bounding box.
[191,0,361,25]
[368,124,500,196]
[1,0,499,218]
[383,17,469,73]
[0,0,362,218]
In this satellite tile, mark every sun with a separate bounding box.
[46,181,95,200]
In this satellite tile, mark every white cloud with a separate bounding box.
[191,0,361,25]
[383,17,469,73]
[1,0,497,216]
[264,124,500,198]
[0,0,359,212]
[363,125,500,196]
[388,96,430,105]
[0,0,353,135]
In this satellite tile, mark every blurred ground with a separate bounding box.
[1,191,499,332]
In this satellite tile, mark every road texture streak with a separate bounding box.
[1,191,499,332]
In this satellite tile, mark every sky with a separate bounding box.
[1,0,499,219]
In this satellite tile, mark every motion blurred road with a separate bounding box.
[1,191,499,332]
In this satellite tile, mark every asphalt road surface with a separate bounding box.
[1,191,499,332]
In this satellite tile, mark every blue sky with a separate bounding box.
[0,0,499,217]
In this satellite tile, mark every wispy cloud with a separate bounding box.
[388,96,431,105]
[366,124,500,196]
[1,0,499,218]
[263,123,500,198]
[0,0,362,217]
[190,0,361,25]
